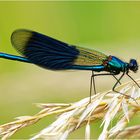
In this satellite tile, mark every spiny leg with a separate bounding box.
[112,72,125,91]
[94,73,118,77]
[112,75,121,85]
[112,72,137,103]
[126,73,140,88]
[94,73,121,85]
[89,72,123,103]
[89,72,119,102]
[92,71,96,95]
[89,71,96,102]
[89,72,93,102]
[93,73,121,85]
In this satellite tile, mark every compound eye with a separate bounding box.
[129,59,138,72]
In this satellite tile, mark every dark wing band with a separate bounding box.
[11,29,79,70]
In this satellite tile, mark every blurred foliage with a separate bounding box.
[0,1,140,139]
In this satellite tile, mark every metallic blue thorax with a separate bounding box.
[107,56,128,73]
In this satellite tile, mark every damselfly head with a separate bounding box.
[129,59,138,72]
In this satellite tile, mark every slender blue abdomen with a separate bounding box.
[71,65,105,71]
[0,52,30,63]
[0,51,105,71]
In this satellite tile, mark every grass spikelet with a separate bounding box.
[115,125,140,138]
[0,79,140,139]
[85,119,90,140]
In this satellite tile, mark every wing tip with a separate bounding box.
[11,29,34,54]
[11,29,33,44]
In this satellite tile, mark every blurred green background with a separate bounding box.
[0,1,140,139]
